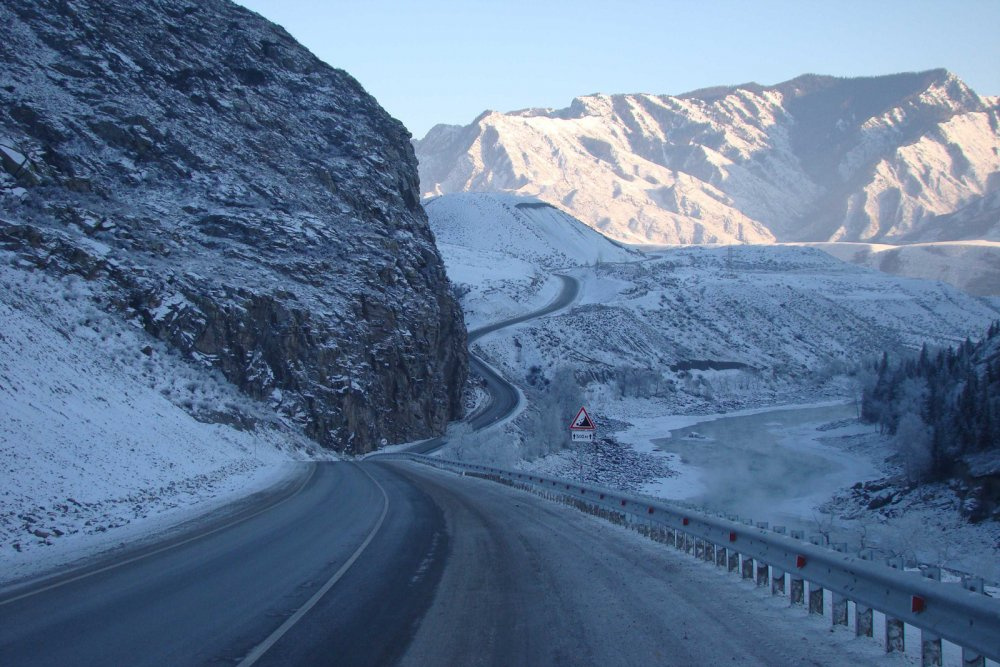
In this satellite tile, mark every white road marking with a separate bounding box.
[237,463,391,667]
[0,464,318,607]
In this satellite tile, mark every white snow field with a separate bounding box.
[0,254,326,584]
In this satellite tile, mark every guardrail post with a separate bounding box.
[830,543,848,626]
[790,572,804,606]
[885,557,905,654]
[771,568,785,596]
[808,582,824,616]
[960,577,986,667]
[855,550,874,638]
[756,560,769,588]
[771,527,786,596]
[790,528,806,606]
[752,526,769,591]
[920,567,943,666]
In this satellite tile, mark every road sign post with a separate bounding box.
[568,406,597,440]
[569,407,597,479]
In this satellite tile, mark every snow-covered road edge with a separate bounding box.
[0,461,312,589]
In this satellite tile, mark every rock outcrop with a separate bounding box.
[0,0,467,454]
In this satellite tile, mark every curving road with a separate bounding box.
[0,270,875,665]
[0,273,582,666]
[0,463,445,666]
[406,274,579,454]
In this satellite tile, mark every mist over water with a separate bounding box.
[653,403,876,527]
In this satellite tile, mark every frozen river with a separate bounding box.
[650,402,881,526]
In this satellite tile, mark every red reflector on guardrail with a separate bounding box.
[648,507,654,514]
[682,517,690,526]
[729,531,737,542]
[796,555,806,568]
[621,500,627,507]
[912,596,926,613]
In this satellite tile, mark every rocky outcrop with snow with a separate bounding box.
[0,0,466,454]
[416,70,1000,247]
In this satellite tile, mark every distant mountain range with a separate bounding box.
[415,70,1000,248]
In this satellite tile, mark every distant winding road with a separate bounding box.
[0,271,870,666]
[407,273,579,453]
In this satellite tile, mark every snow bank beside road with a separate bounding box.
[0,259,325,583]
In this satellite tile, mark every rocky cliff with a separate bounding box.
[415,70,1000,247]
[0,0,467,454]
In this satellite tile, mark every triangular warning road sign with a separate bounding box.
[569,406,596,431]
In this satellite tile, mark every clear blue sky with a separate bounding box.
[236,0,1000,139]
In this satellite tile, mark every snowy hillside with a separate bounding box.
[426,193,640,326]
[804,241,1000,296]
[416,70,1000,248]
[0,255,323,580]
[455,241,1000,580]
[427,193,639,269]
[478,246,1000,418]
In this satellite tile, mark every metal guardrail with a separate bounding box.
[377,452,1000,664]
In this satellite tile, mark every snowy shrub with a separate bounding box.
[896,412,933,485]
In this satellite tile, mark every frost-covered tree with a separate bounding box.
[896,412,933,485]
[861,321,1000,483]
[522,365,585,460]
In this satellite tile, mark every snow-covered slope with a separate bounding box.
[0,254,323,576]
[428,193,639,269]
[426,193,640,326]
[416,70,1000,248]
[431,194,1000,583]
[804,241,1000,296]
[479,246,1000,416]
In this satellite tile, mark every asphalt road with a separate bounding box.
[407,274,579,454]
[0,270,880,665]
[390,462,883,667]
[2,459,883,666]
[0,273,582,665]
[0,463,447,667]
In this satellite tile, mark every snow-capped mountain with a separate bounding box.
[0,0,466,454]
[415,70,1000,247]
